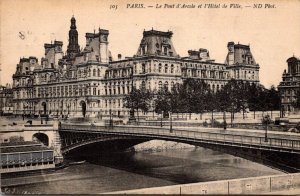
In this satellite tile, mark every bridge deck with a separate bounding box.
[60,124,300,154]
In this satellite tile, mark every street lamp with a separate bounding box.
[67,104,70,115]
[265,121,268,142]
[129,68,136,122]
[109,108,113,128]
[170,111,173,133]
[263,115,270,142]
[161,111,163,127]
[223,111,227,130]
[39,110,43,124]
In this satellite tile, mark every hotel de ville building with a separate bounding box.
[12,17,260,118]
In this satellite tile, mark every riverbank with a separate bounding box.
[134,140,194,152]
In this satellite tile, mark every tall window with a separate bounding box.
[93,69,96,76]
[158,64,162,73]
[141,81,146,89]
[171,64,174,73]
[142,64,146,73]
[98,69,100,77]
[164,47,167,55]
[165,64,168,73]
[164,81,169,90]
[158,81,162,91]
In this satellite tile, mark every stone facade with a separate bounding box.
[0,84,13,115]
[11,17,260,118]
[278,56,300,112]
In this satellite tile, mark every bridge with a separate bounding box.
[59,124,300,172]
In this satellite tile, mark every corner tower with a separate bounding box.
[67,16,80,59]
[225,42,260,83]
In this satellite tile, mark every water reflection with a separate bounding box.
[2,146,283,194]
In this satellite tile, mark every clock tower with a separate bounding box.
[67,16,80,59]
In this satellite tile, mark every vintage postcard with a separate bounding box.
[0,0,300,195]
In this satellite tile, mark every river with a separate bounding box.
[2,143,283,194]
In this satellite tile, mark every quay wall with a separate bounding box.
[107,173,300,195]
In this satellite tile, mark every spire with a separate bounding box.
[67,16,80,59]
[70,16,77,29]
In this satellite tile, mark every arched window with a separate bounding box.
[142,64,146,73]
[88,69,91,77]
[141,81,146,89]
[165,64,168,73]
[171,81,174,89]
[171,64,174,73]
[93,69,96,76]
[164,81,169,90]
[158,81,162,91]
[158,64,162,73]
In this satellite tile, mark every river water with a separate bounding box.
[2,144,283,194]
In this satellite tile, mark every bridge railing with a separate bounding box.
[60,124,300,152]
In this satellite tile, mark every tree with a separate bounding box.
[266,85,280,118]
[154,87,171,118]
[179,78,210,120]
[221,79,243,125]
[216,84,231,127]
[248,83,262,119]
[205,89,217,126]
[9,136,24,142]
[123,87,153,122]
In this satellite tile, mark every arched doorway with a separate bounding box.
[32,133,49,146]
[41,102,47,115]
[80,101,87,117]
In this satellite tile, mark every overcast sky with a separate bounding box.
[1,0,300,88]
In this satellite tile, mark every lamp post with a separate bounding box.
[170,111,173,133]
[265,121,268,142]
[223,111,227,130]
[45,99,48,124]
[67,104,70,117]
[40,110,43,124]
[263,115,270,142]
[128,67,136,123]
[161,111,163,127]
[109,108,113,128]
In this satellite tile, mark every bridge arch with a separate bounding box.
[32,132,49,146]
[59,125,300,172]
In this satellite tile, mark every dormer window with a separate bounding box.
[142,46,146,55]
[164,47,168,55]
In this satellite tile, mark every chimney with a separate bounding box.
[118,54,122,60]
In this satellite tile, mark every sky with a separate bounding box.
[1,0,300,88]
